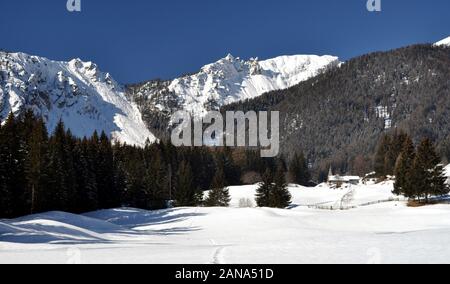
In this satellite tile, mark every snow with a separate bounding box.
[0,52,156,146]
[2,182,450,264]
[1,50,340,143]
[135,54,340,118]
[434,36,450,47]
[228,182,399,209]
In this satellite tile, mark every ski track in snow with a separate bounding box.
[212,246,227,265]
[209,239,227,264]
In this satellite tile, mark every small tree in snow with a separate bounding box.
[205,165,230,207]
[255,169,273,207]
[270,163,292,208]
[256,164,292,209]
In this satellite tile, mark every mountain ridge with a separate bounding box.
[223,43,450,177]
[435,36,450,47]
[126,53,339,137]
[1,37,448,149]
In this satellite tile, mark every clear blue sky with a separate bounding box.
[0,0,449,83]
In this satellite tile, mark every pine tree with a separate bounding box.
[412,139,449,203]
[217,148,241,186]
[427,141,449,198]
[270,163,292,208]
[120,147,147,209]
[24,117,49,214]
[384,130,408,176]
[393,137,448,203]
[0,113,27,217]
[393,136,415,198]
[205,164,230,207]
[45,120,73,211]
[430,163,449,197]
[64,129,78,211]
[374,134,391,178]
[0,113,14,217]
[97,131,118,209]
[111,143,126,207]
[72,138,98,213]
[288,152,311,186]
[256,169,273,207]
[409,156,426,201]
[113,159,126,207]
[174,161,196,207]
[143,149,169,209]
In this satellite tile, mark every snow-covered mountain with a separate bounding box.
[0,50,338,144]
[435,36,450,47]
[128,54,340,119]
[0,51,156,146]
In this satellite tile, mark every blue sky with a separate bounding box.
[0,0,449,83]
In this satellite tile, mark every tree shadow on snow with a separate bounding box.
[89,208,207,230]
[0,208,206,245]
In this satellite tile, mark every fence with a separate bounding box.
[307,197,402,211]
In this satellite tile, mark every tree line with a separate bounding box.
[0,112,311,218]
[373,131,449,203]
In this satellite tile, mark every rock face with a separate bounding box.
[0,51,156,146]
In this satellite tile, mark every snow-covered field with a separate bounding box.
[1,182,450,264]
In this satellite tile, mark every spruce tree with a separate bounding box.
[256,169,273,207]
[121,147,147,209]
[72,139,98,213]
[412,139,449,203]
[174,161,195,207]
[409,156,426,202]
[430,163,449,197]
[0,113,27,217]
[46,120,72,211]
[393,136,415,197]
[384,130,408,176]
[217,148,240,186]
[113,159,126,207]
[427,141,449,198]
[24,117,49,214]
[205,164,230,207]
[0,113,14,217]
[270,163,292,208]
[143,150,168,209]
[64,129,78,211]
[374,134,391,178]
[97,131,118,209]
[288,152,311,186]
